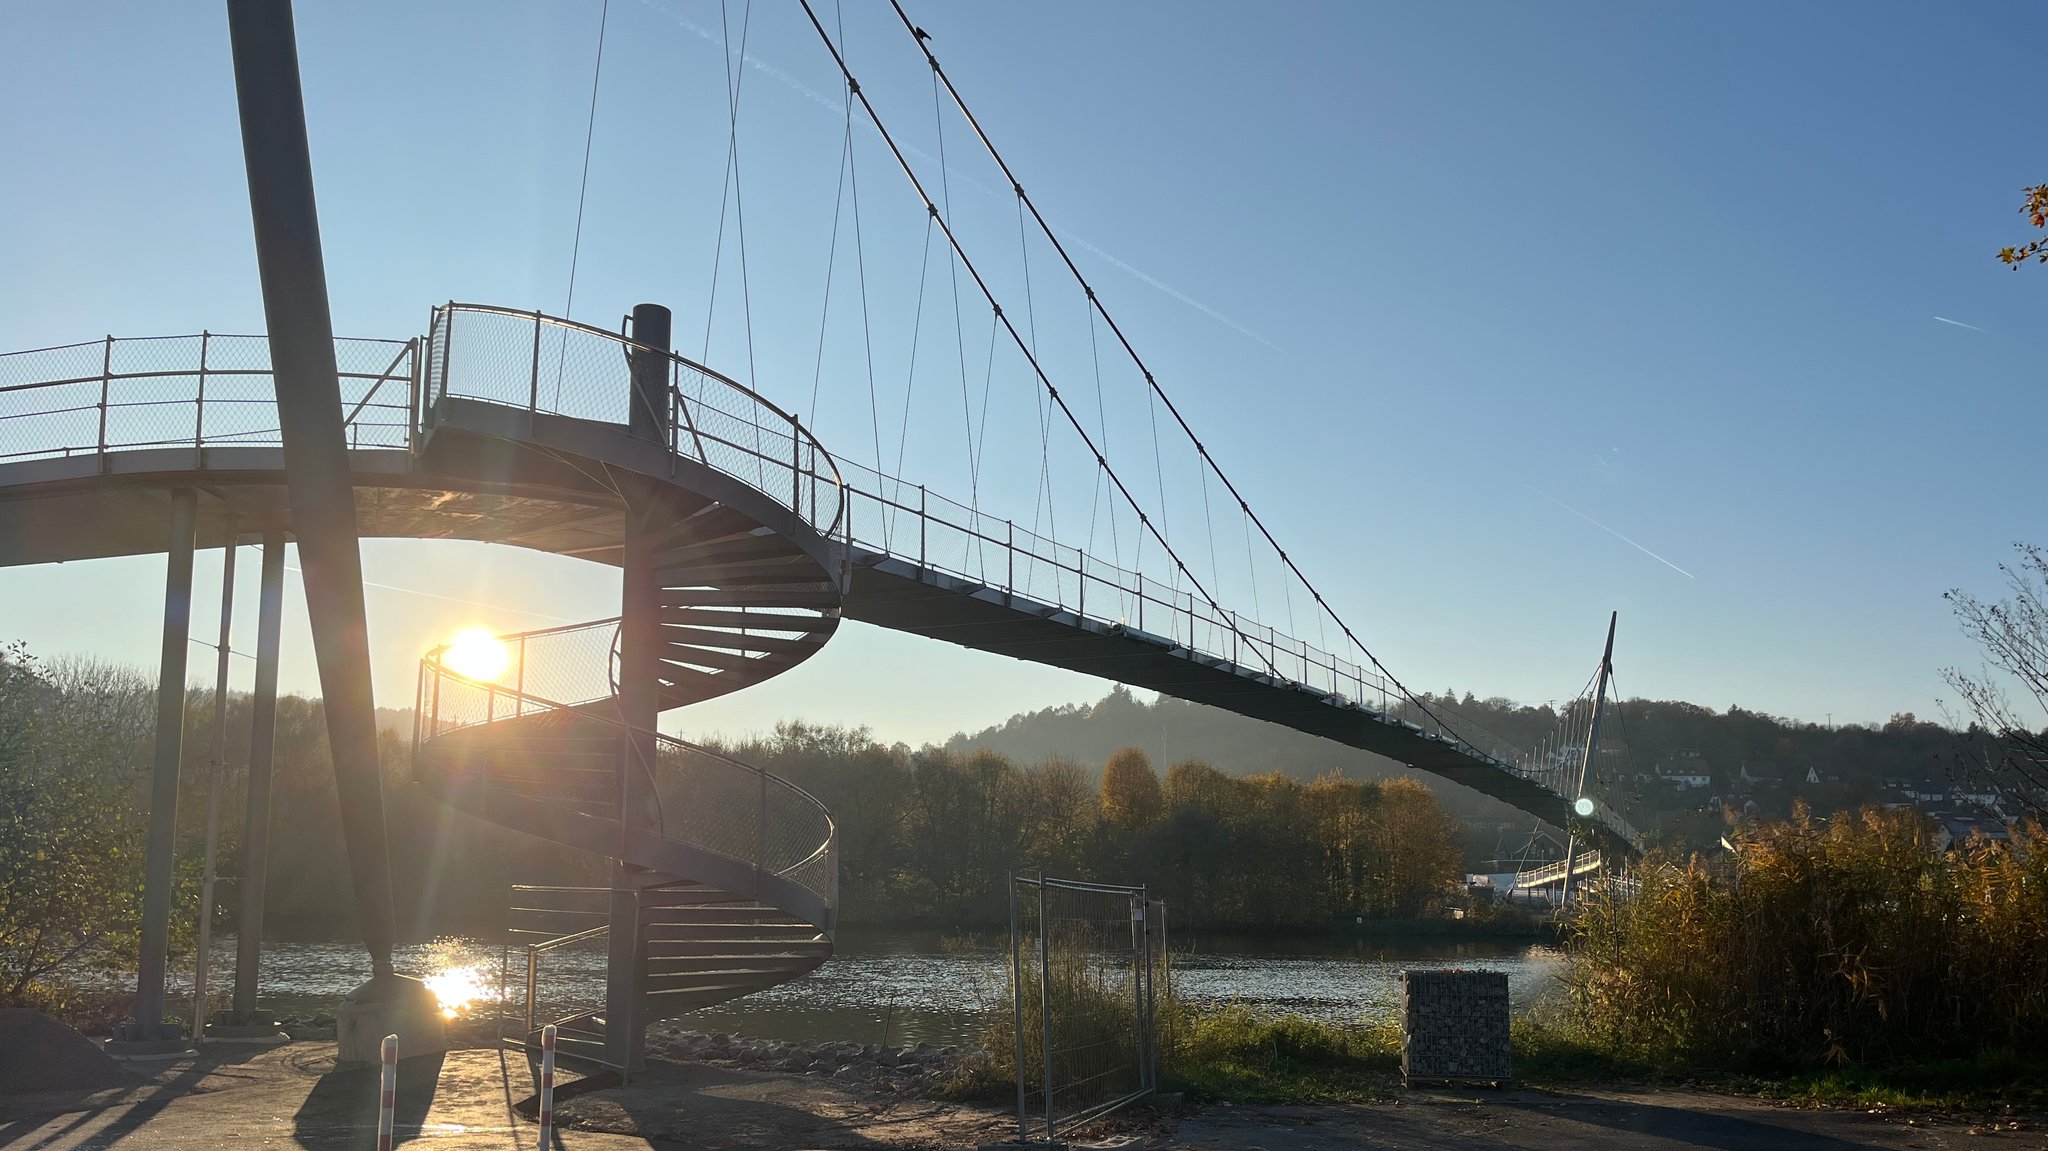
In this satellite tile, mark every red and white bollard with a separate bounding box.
[376,1033,398,1151]
[538,1023,558,1145]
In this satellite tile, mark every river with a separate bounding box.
[167,930,1563,1047]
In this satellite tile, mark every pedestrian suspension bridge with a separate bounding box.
[0,2,1640,1071]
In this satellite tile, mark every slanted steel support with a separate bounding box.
[225,0,398,978]
[1560,611,1617,910]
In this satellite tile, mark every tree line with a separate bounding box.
[0,645,1468,1001]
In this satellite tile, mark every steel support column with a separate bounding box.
[225,0,398,978]
[117,488,198,1045]
[191,518,239,1039]
[607,302,671,1073]
[230,531,286,1024]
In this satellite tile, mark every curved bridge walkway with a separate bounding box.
[0,304,1637,1066]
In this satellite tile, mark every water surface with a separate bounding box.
[168,930,1561,1047]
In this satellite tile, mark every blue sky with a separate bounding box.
[2,1,2043,745]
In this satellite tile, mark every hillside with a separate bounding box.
[947,686,1979,861]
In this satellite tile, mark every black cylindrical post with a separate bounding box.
[628,303,671,442]
[123,489,198,1042]
[231,531,287,1023]
[225,0,399,980]
[607,303,671,1073]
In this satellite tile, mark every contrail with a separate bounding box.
[1933,315,1987,332]
[1518,482,1696,580]
[283,565,580,624]
[635,0,1290,357]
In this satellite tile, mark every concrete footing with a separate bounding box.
[104,1021,194,1061]
[335,974,446,1064]
[205,1009,290,1044]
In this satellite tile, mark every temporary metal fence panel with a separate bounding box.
[1009,873,1164,1145]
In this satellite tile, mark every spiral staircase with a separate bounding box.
[407,305,845,1070]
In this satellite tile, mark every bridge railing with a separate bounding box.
[420,304,845,541]
[0,333,417,464]
[415,618,839,915]
[833,457,1404,713]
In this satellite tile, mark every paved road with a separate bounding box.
[1164,1093,2038,1151]
[1,1043,2038,1150]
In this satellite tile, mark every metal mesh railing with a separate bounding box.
[0,311,1632,849]
[1011,874,1163,1145]
[416,620,839,913]
[0,332,416,464]
[421,304,844,540]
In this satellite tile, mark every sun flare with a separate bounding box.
[444,628,511,682]
[422,965,487,1021]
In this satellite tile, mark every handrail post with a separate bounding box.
[1007,520,1014,597]
[526,944,539,1036]
[790,418,802,514]
[756,769,769,891]
[97,335,112,461]
[194,331,210,455]
[528,310,543,413]
[918,486,927,569]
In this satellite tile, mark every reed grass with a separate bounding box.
[1560,806,2048,1072]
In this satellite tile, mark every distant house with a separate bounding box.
[1950,788,2001,809]
[1935,816,2012,853]
[1739,761,1784,787]
[1656,760,1712,791]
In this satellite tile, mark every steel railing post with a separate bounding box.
[790,418,802,513]
[918,486,927,568]
[1038,874,1054,1143]
[1010,874,1026,1145]
[194,331,210,455]
[1007,520,1014,597]
[528,310,543,413]
[97,335,112,461]
[526,944,539,1036]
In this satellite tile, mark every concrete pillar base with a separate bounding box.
[105,1021,193,1060]
[206,1009,290,1043]
[335,974,447,1065]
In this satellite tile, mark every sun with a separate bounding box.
[444,628,511,682]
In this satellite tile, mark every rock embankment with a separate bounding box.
[645,1028,969,1094]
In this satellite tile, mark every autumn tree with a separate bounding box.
[1098,746,1162,830]
[0,646,161,1001]
[1943,544,2048,816]
[1996,184,2048,269]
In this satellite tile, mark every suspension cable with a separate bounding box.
[798,2,1278,676]
[880,2,1458,700]
[554,0,610,406]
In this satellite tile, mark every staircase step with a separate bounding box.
[639,905,800,924]
[658,607,835,633]
[658,586,841,610]
[638,933,831,950]
[659,625,821,657]
[657,531,796,568]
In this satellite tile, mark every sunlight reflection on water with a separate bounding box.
[163,931,1560,1047]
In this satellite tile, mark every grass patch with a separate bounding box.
[1162,1005,1400,1104]
[1728,1050,2048,1112]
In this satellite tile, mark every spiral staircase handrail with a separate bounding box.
[428,303,846,541]
[415,621,838,897]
